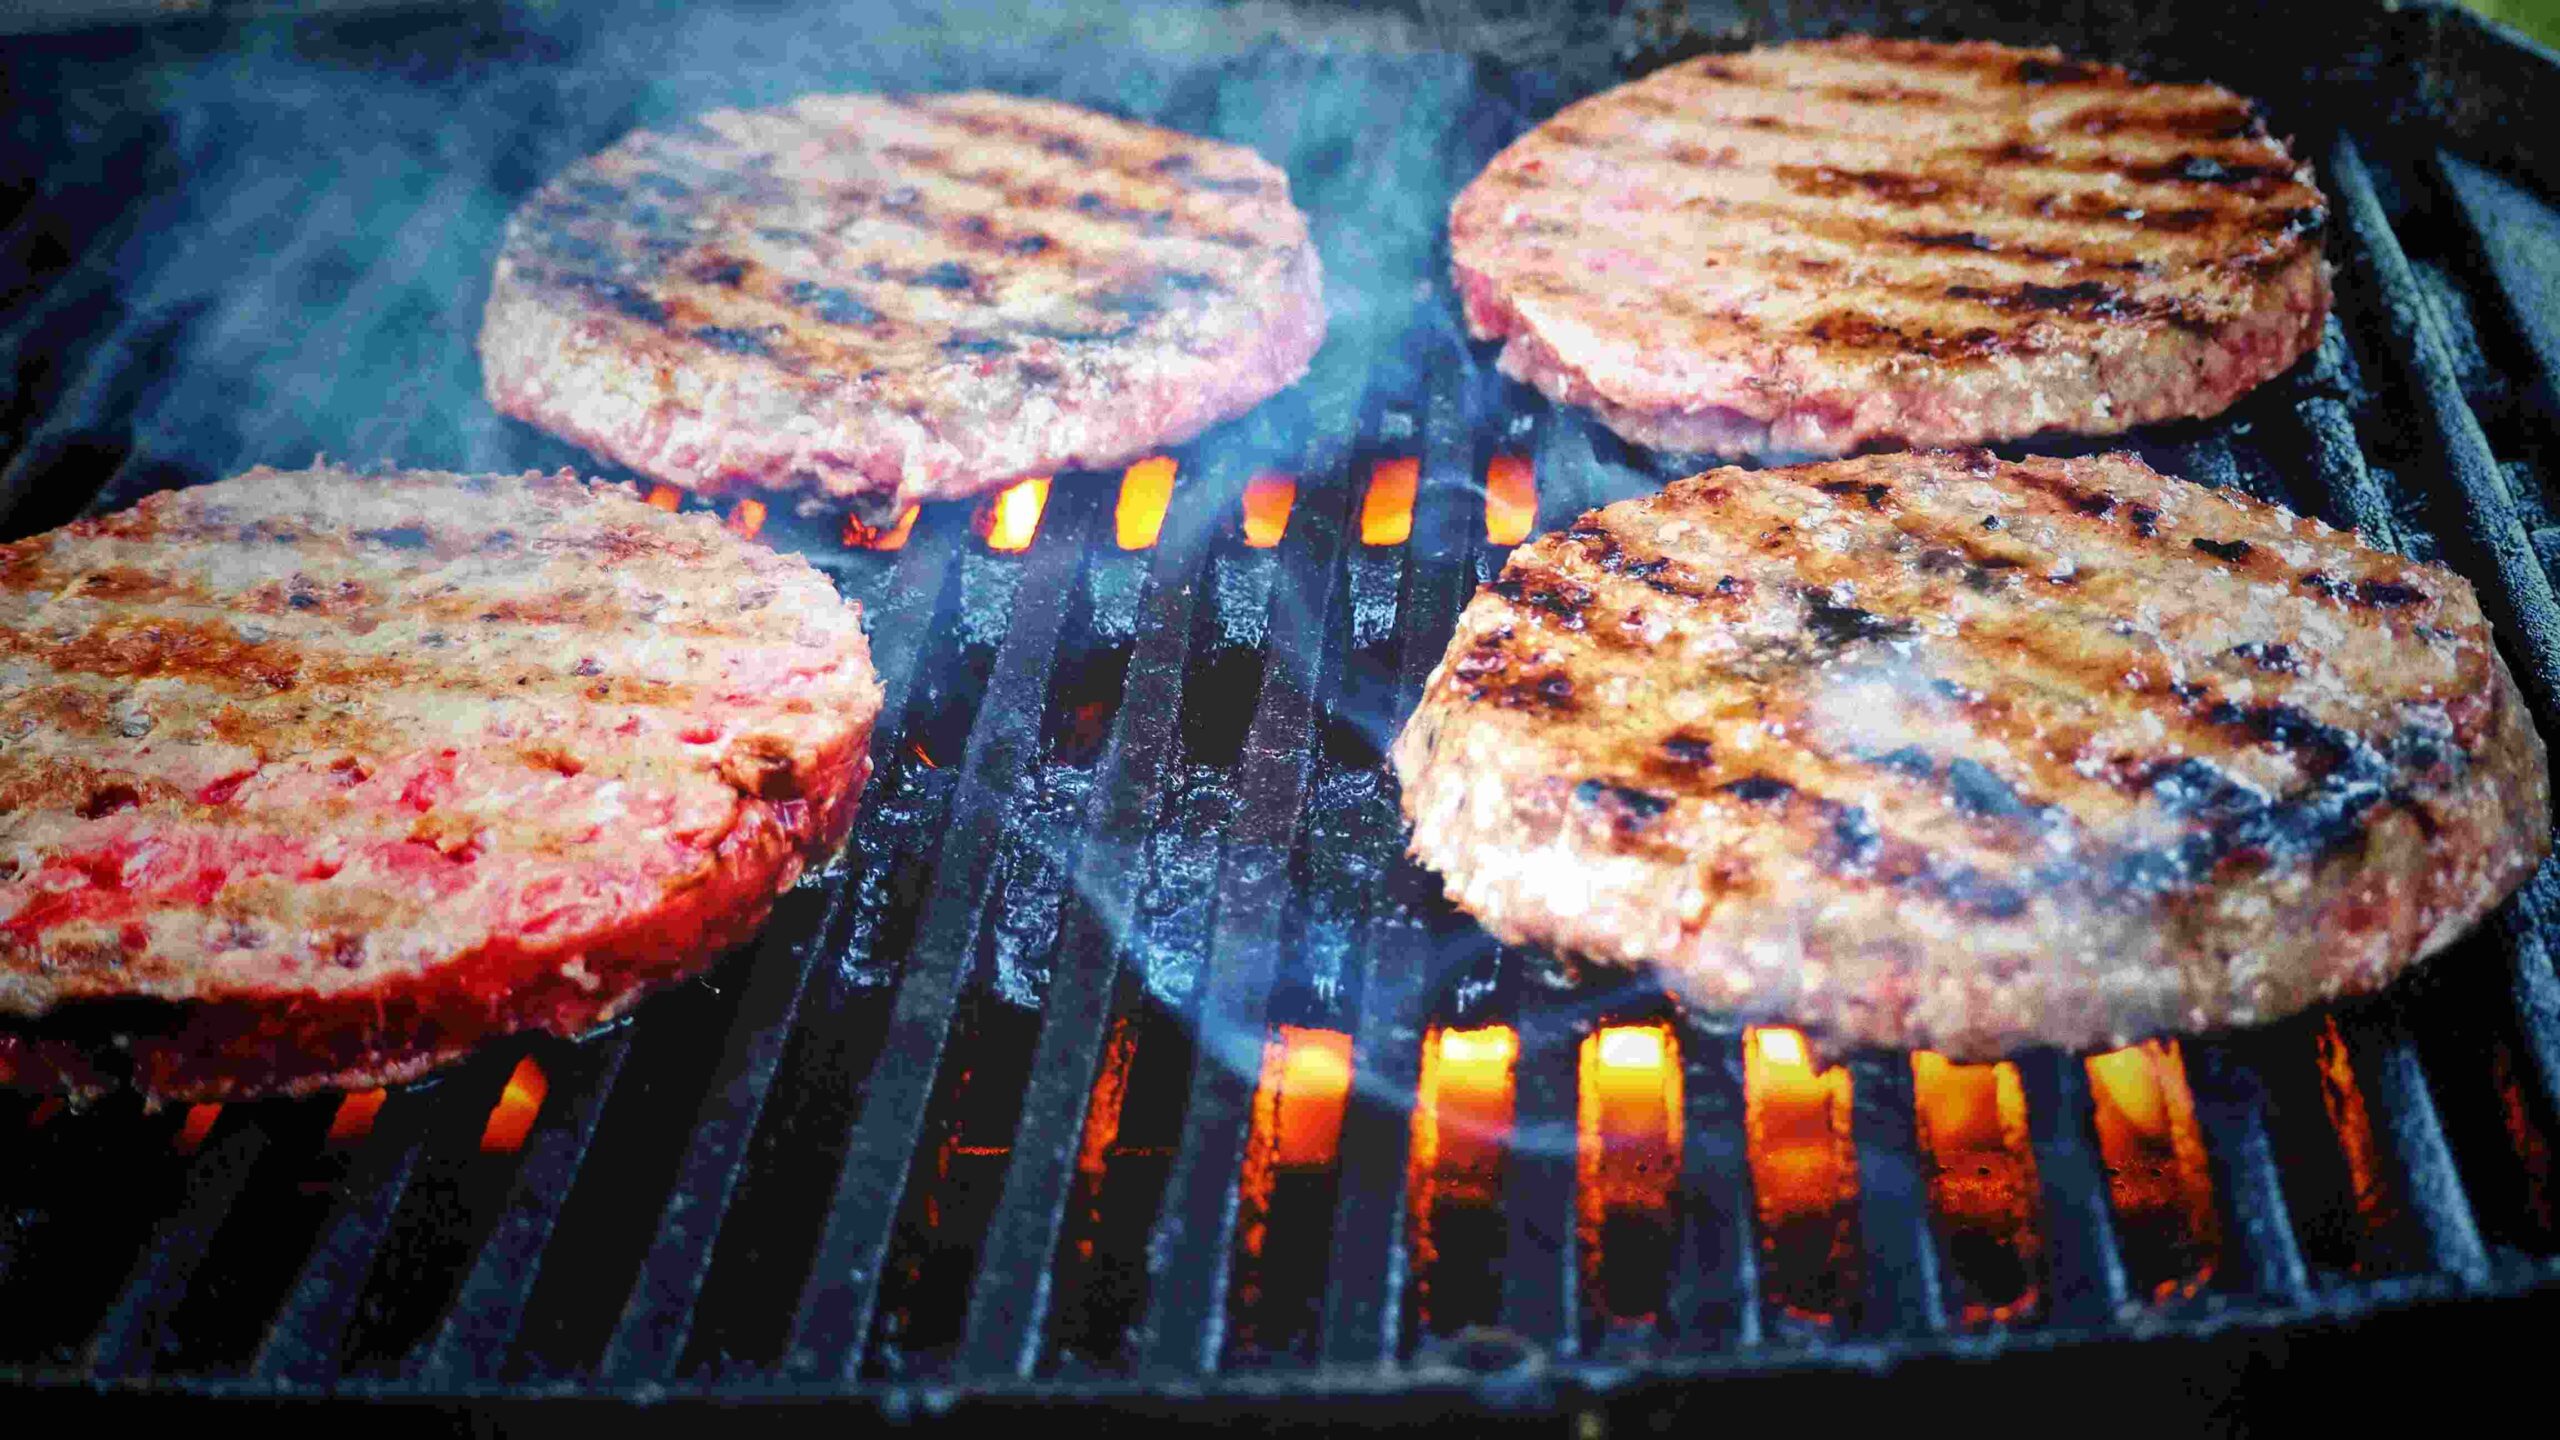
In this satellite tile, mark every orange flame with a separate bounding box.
[1260,1026,1354,1171]
[174,1102,222,1154]
[846,505,919,551]
[1744,1027,1859,1324]
[982,477,1051,552]
[725,497,767,539]
[1360,457,1419,546]
[907,739,939,770]
[2086,1041,2219,1298]
[644,484,682,512]
[1115,457,1177,550]
[327,1088,388,1146]
[1911,1052,2042,1323]
[1242,471,1296,548]
[1484,454,1537,546]
[479,1055,549,1154]
[2316,1017,2392,1244]
[1579,1023,1683,1324]
[1407,1024,1518,1334]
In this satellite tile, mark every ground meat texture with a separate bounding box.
[0,465,884,1103]
[1391,450,2548,1058]
[480,91,1326,523]
[1449,37,2331,458]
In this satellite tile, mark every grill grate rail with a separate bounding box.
[1,0,2559,1417]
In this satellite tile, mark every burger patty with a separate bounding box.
[1449,37,2330,458]
[1392,451,2548,1057]
[0,465,884,1103]
[481,91,1327,522]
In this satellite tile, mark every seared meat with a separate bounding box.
[481,91,1326,522]
[1392,451,2547,1056]
[0,465,882,1103]
[1450,38,2329,457]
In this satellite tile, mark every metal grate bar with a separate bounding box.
[1498,991,1582,1353]
[2436,150,2560,417]
[2181,1043,2312,1303]
[84,1114,275,1378]
[2507,874,2560,1127]
[2331,136,2560,723]
[1318,369,1489,1371]
[1664,1023,1760,1347]
[1845,1056,1946,1336]
[2012,1050,2130,1327]
[951,457,1238,1380]
[786,484,1109,1378]
[250,1065,513,1382]
[596,513,966,1380]
[2336,1019,2493,1281]
[1133,403,1366,1375]
[415,1034,639,1383]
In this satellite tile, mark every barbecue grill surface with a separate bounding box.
[3,0,2559,1426]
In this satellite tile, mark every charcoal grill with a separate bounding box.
[4,0,2560,1427]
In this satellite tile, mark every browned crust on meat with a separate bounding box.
[1449,37,2331,457]
[480,92,1327,520]
[0,465,884,1103]
[1391,451,2549,1057]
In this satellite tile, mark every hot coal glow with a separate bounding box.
[174,1102,222,1155]
[1115,456,1177,550]
[1242,470,1296,548]
[981,477,1052,552]
[1229,1026,1356,1359]
[725,497,767,539]
[1744,1027,1859,1324]
[479,1055,549,1154]
[1911,1052,2042,1323]
[847,504,920,551]
[1360,457,1419,546]
[1579,1023,1681,1327]
[644,484,682,512]
[2085,1041,2219,1298]
[1407,1025,1517,1336]
[1484,453,1537,545]
[327,1087,388,1146]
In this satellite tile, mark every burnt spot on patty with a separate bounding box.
[1575,778,1673,833]
[782,281,883,326]
[2192,536,2254,563]
[1803,589,1916,648]
[693,325,782,357]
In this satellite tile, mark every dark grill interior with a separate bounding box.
[4,0,2560,1422]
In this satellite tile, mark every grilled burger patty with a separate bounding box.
[1392,451,2548,1057]
[0,465,883,1102]
[481,92,1326,521]
[1449,38,2330,458]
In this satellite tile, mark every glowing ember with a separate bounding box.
[1261,1025,1354,1171]
[982,477,1051,552]
[327,1088,388,1146]
[1115,456,1177,550]
[644,484,682,512]
[1756,1027,1807,1067]
[1069,1015,1139,1262]
[24,1096,65,1131]
[846,505,920,551]
[1360,457,1419,546]
[2317,1017,2392,1241]
[479,1055,549,1154]
[725,497,767,538]
[1407,1024,1518,1335]
[1743,1026,1859,1323]
[1484,453,1537,545]
[1242,471,1296,548]
[908,739,939,770]
[2086,1041,2219,1298]
[1579,1023,1682,1325]
[1911,1052,2042,1324]
[174,1102,222,1154]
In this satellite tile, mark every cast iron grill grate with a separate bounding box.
[2,0,2558,1422]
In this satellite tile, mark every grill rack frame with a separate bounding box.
[2,0,2559,1422]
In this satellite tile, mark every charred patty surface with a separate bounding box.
[482,91,1327,522]
[1392,451,2547,1057]
[1450,37,2330,458]
[0,465,883,1102]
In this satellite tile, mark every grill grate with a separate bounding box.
[4,0,2560,1421]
